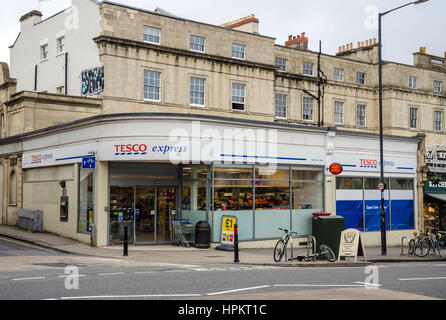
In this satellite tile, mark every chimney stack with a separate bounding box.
[420,47,427,54]
[285,32,309,50]
[221,14,259,34]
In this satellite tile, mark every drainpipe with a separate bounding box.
[65,53,68,95]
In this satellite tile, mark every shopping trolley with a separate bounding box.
[172,219,194,247]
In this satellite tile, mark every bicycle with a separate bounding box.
[427,231,442,257]
[273,228,298,262]
[409,231,442,257]
[293,244,336,263]
[273,228,336,263]
[409,231,430,257]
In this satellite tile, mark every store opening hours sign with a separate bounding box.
[221,216,237,246]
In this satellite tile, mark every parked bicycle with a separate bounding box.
[273,228,298,262]
[408,231,442,257]
[273,228,335,263]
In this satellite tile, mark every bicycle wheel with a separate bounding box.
[408,239,415,255]
[414,239,430,257]
[273,239,286,262]
[320,245,336,262]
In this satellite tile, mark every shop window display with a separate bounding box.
[78,169,94,234]
[109,186,134,244]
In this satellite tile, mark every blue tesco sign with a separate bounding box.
[82,156,96,169]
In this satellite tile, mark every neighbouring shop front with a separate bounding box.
[423,174,446,233]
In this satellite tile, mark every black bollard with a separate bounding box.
[234,224,239,263]
[123,224,128,257]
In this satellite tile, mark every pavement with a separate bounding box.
[1,224,445,267]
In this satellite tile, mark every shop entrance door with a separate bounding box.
[134,186,176,244]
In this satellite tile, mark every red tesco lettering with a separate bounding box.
[114,144,148,153]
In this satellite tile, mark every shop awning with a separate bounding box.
[426,193,446,202]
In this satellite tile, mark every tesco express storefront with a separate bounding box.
[15,114,420,247]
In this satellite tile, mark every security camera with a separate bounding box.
[59,180,66,189]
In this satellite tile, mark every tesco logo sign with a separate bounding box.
[360,159,378,168]
[114,144,148,155]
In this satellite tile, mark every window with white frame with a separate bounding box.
[275,57,287,72]
[232,83,246,110]
[143,26,161,44]
[409,107,418,129]
[190,77,205,106]
[190,35,205,52]
[275,93,287,118]
[356,72,366,85]
[434,81,442,94]
[334,101,344,124]
[356,104,366,127]
[409,76,418,89]
[303,62,314,76]
[232,44,246,60]
[144,70,161,101]
[434,110,443,132]
[303,97,314,121]
[40,43,48,60]
[334,68,344,82]
[56,36,65,54]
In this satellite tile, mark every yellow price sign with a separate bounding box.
[222,217,236,232]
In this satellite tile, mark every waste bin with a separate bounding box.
[195,221,210,249]
[18,209,43,233]
[312,214,345,259]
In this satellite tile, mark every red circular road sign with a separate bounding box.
[329,163,343,175]
[377,182,387,191]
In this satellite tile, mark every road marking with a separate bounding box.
[398,277,446,281]
[58,275,87,278]
[207,285,271,296]
[274,284,365,287]
[60,294,202,300]
[97,272,126,276]
[354,282,382,287]
[435,264,446,267]
[134,271,155,274]
[12,277,46,281]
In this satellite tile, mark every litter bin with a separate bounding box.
[195,221,210,249]
[18,209,43,233]
[312,214,344,259]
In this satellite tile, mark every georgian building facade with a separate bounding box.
[0,0,444,246]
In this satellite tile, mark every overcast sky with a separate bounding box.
[0,0,444,66]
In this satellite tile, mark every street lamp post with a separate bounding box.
[378,0,429,256]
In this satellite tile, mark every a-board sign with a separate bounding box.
[221,216,237,246]
[338,228,367,262]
